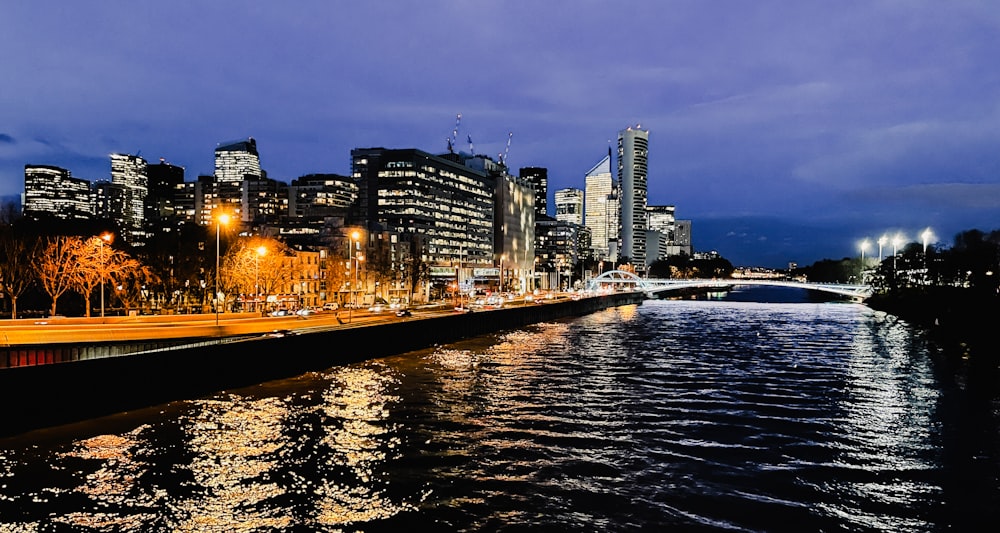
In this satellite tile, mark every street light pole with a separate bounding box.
[878,235,887,263]
[99,232,113,318]
[351,230,360,320]
[892,233,904,272]
[255,245,267,313]
[215,213,230,326]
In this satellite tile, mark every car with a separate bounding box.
[296,308,315,316]
[395,309,412,317]
[322,302,339,311]
[269,309,289,317]
[368,304,385,313]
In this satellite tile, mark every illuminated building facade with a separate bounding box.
[351,147,495,291]
[554,187,583,226]
[584,152,614,260]
[494,173,536,292]
[111,153,148,243]
[214,138,262,183]
[288,174,358,217]
[22,164,94,221]
[618,125,648,274]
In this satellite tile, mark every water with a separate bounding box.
[0,296,997,532]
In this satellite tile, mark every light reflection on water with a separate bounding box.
[0,299,996,531]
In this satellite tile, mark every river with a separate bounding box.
[0,289,997,532]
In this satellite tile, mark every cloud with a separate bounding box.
[849,183,1000,210]
[0,134,13,144]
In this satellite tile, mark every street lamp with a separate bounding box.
[99,232,113,318]
[921,228,933,255]
[892,233,904,271]
[877,234,888,263]
[255,245,267,313]
[215,213,230,325]
[351,230,360,317]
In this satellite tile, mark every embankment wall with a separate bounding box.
[0,292,644,437]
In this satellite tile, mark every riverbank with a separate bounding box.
[866,287,1000,398]
[0,292,644,437]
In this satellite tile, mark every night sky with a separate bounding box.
[3,1,999,268]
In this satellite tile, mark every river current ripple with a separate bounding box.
[0,298,997,532]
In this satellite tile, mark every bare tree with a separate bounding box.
[36,236,81,316]
[114,261,155,313]
[0,229,39,319]
[222,236,292,311]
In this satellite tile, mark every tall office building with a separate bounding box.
[646,205,675,241]
[110,153,148,244]
[214,138,262,183]
[22,165,94,221]
[351,147,496,288]
[518,167,548,217]
[554,188,583,226]
[288,174,358,218]
[584,150,614,260]
[145,159,184,230]
[617,125,648,273]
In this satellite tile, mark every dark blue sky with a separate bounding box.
[2,1,999,268]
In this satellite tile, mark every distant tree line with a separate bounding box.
[794,228,1000,296]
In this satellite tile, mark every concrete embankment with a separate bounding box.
[0,292,644,437]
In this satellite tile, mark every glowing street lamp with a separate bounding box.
[255,245,267,313]
[215,213,231,325]
[877,234,888,263]
[859,238,871,267]
[99,232,113,318]
[351,230,361,318]
[921,228,934,254]
[891,233,904,271]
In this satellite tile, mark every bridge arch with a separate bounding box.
[586,270,648,292]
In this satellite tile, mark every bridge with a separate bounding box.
[585,270,874,302]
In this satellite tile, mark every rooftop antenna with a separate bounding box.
[468,134,475,155]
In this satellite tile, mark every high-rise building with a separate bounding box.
[519,167,548,217]
[584,150,614,260]
[288,174,358,218]
[554,188,584,226]
[111,153,149,244]
[22,165,94,221]
[617,125,648,273]
[145,159,185,234]
[351,147,496,291]
[674,219,692,257]
[646,205,675,241]
[214,138,262,183]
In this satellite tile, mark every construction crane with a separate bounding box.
[446,113,462,153]
[498,131,513,167]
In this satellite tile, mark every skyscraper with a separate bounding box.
[584,149,614,260]
[110,153,148,243]
[22,165,94,221]
[145,158,184,234]
[617,125,648,273]
[214,138,262,183]
[518,167,548,217]
[554,188,583,226]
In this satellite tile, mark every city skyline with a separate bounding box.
[2,2,999,268]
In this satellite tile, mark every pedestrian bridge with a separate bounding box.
[585,270,874,302]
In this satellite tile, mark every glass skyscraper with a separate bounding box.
[617,126,648,274]
[584,150,614,260]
